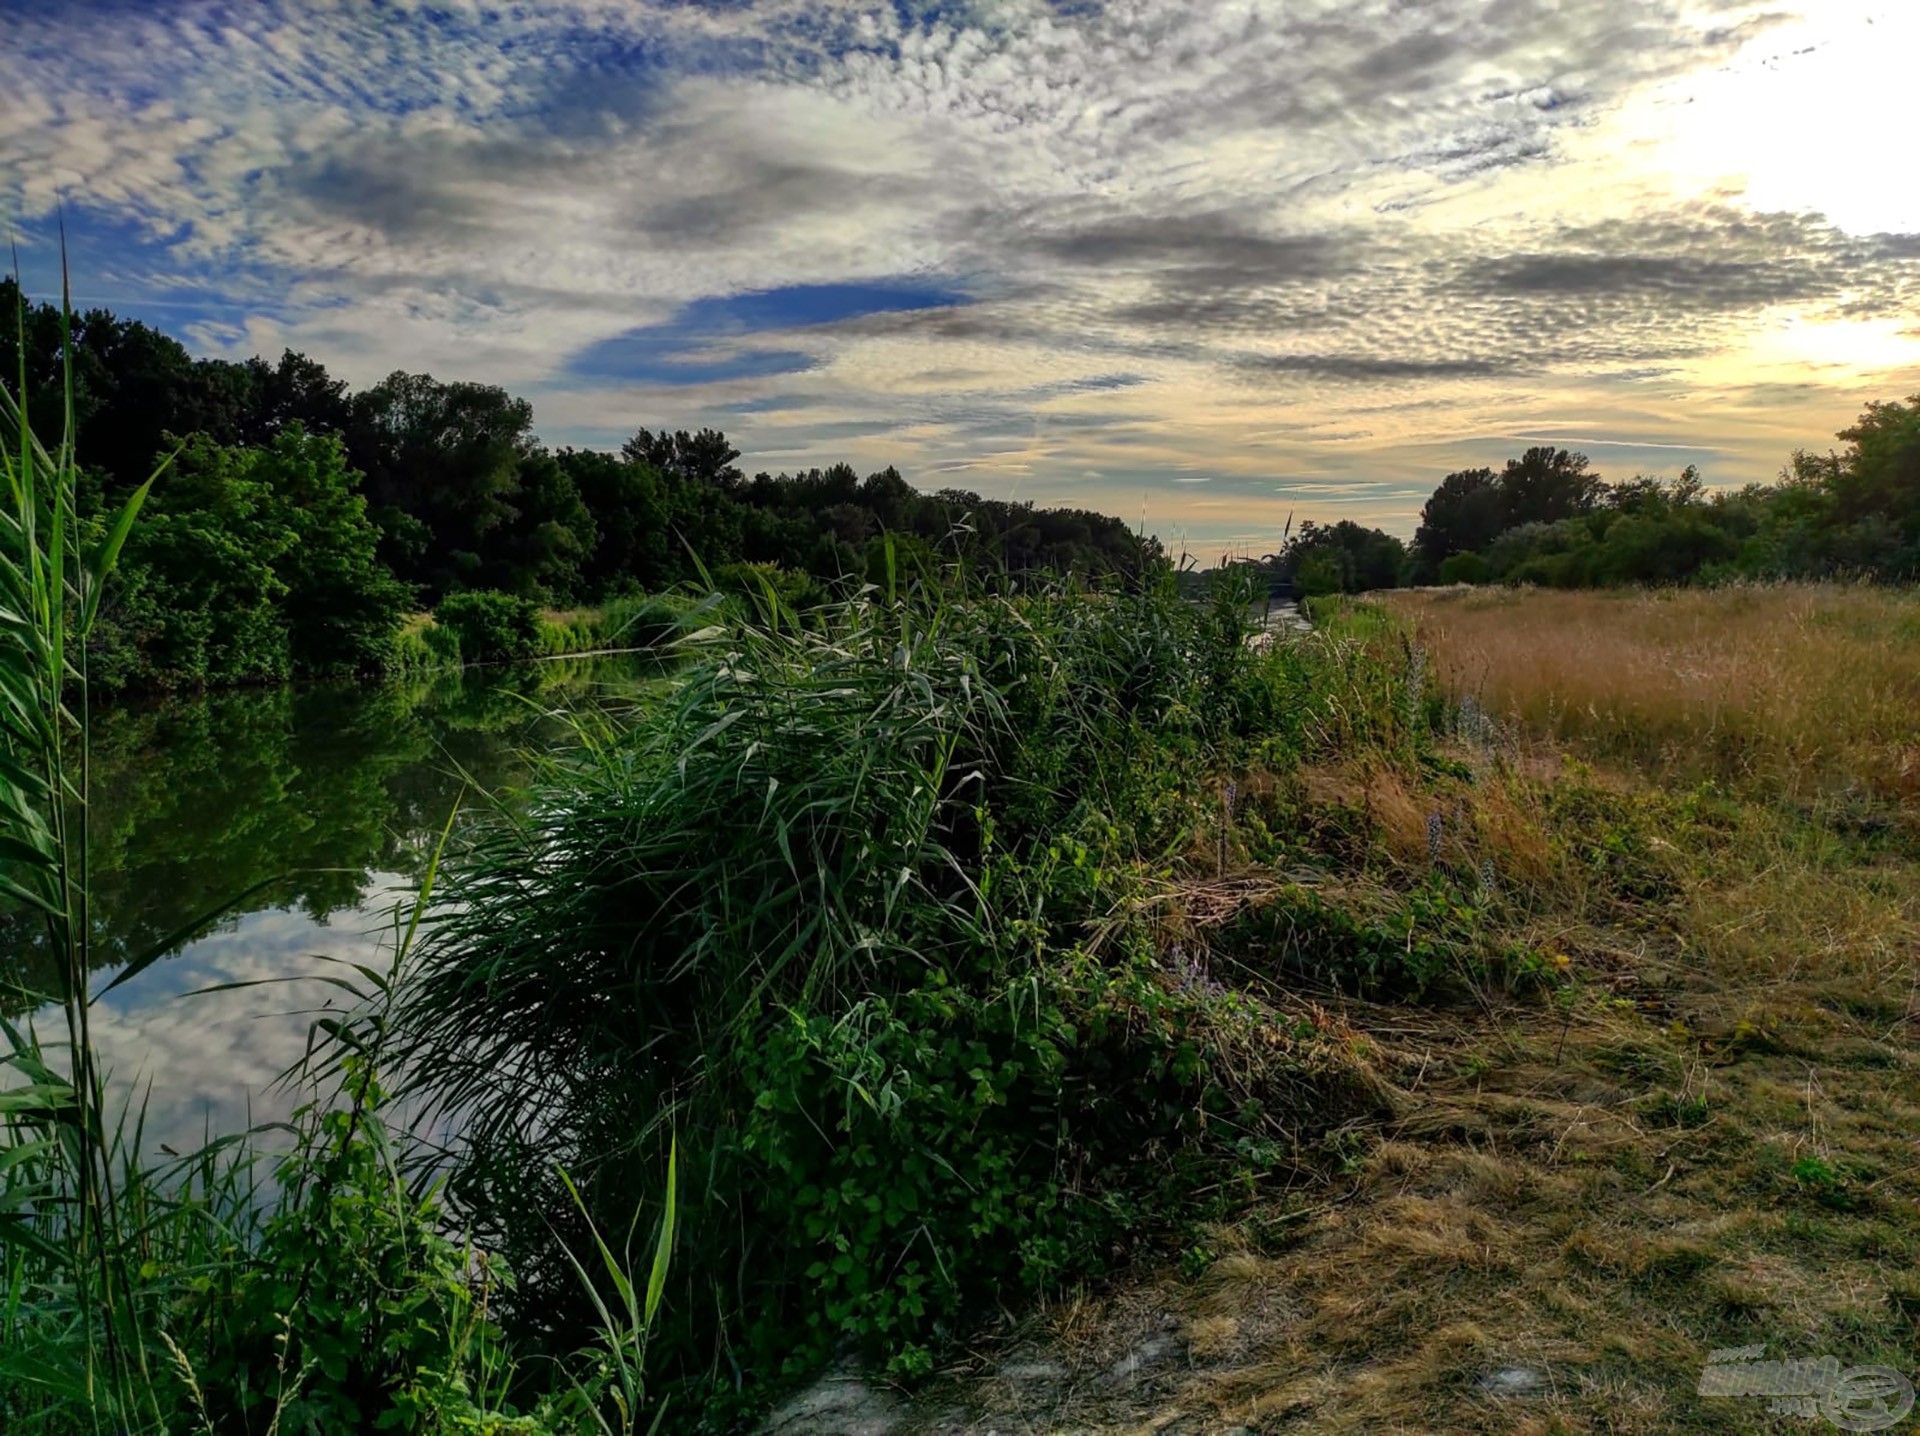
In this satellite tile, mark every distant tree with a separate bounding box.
[558,448,674,591]
[490,449,598,600]
[1607,466,1703,516]
[1438,551,1491,585]
[347,372,536,598]
[255,426,412,672]
[622,427,743,490]
[1831,395,1920,531]
[1499,446,1604,528]
[1283,519,1405,594]
[240,350,351,443]
[1412,468,1503,575]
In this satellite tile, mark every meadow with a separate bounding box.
[894,586,1920,1433]
[5,318,1916,1431]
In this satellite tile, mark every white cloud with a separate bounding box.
[1,0,1916,540]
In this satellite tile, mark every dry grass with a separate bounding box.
[1381,583,1920,806]
[893,586,1920,1435]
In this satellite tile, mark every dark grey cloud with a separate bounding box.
[1235,352,1511,383]
[1466,252,1818,307]
[1019,213,1352,281]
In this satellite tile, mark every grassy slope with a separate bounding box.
[900,584,1920,1434]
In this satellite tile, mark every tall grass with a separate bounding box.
[1381,583,1920,804]
[0,261,170,1424]
[0,273,677,1433]
[387,567,1398,1411]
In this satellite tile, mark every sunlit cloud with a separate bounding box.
[2,0,1917,544]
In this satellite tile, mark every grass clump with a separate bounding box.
[392,575,1396,1413]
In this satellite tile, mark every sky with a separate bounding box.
[4,0,1920,551]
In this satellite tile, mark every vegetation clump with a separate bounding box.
[395,574,1401,1410]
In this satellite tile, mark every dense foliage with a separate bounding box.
[389,573,1446,1419]
[1212,407,1920,599]
[3,280,1158,694]
[1407,412,1920,587]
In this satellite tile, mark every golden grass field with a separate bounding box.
[899,584,1920,1435]
[1383,583,1920,805]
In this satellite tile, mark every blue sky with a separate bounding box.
[4,0,1919,548]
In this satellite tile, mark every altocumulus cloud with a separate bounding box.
[2,0,1919,543]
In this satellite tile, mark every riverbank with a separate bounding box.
[9,579,1915,1432]
[854,585,1920,1433]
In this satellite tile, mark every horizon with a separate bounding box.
[6,0,1919,549]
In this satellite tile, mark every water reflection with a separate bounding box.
[2,657,653,1149]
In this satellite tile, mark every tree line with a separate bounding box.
[11,280,1917,688]
[1227,402,1920,597]
[2,281,1158,690]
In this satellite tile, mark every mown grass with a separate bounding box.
[907,589,1920,1434]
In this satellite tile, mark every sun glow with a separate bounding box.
[1645,5,1920,236]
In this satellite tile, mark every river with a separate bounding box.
[0,655,657,1153]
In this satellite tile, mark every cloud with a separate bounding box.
[0,0,1915,542]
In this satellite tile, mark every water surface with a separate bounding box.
[2,657,653,1151]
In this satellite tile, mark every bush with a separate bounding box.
[394,583,1383,1413]
[435,589,544,663]
[388,614,464,673]
[710,560,826,612]
[1438,551,1491,585]
[597,592,699,649]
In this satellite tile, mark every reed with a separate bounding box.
[0,254,171,1425]
[0,266,677,1434]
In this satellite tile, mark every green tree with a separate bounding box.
[560,447,673,591]
[259,425,412,672]
[93,429,405,687]
[1412,468,1503,575]
[347,372,537,598]
[1499,446,1604,528]
[622,426,744,490]
[1830,396,1920,555]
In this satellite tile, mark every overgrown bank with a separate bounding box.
[4,434,1506,1433]
[860,588,1920,1434]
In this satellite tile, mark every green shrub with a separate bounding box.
[597,592,698,649]
[710,560,826,612]
[436,590,544,663]
[394,583,1381,1414]
[389,614,464,672]
[1438,551,1491,585]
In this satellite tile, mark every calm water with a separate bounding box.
[1,656,654,1152]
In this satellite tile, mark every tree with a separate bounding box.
[491,449,597,600]
[346,372,536,598]
[1499,446,1603,528]
[254,426,411,673]
[94,428,407,687]
[1412,468,1503,574]
[1832,396,1920,530]
[621,427,743,490]
[1607,466,1703,516]
[558,448,673,591]
[240,350,351,443]
[1283,519,1406,594]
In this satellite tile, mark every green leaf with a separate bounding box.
[96,872,289,998]
[644,1136,677,1328]
[80,451,170,633]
